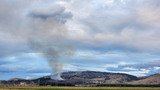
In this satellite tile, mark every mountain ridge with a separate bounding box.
[0,71,159,86]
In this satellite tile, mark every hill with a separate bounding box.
[128,74,160,85]
[0,71,159,86]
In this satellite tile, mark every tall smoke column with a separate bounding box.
[27,4,73,80]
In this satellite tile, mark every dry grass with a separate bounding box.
[0,86,160,90]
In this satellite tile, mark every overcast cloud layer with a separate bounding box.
[0,0,160,80]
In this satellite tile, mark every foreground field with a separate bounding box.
[0,86,160,90]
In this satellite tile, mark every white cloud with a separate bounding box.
[0,0,160,79]
[64,0,160,53]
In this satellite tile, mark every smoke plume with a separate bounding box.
[0,0,74,80]
[26,3,73,80]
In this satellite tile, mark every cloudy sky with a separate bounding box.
[0,0,160,80]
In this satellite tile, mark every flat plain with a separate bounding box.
[0,86,160,90]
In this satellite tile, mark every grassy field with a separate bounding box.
[0,86,160,90]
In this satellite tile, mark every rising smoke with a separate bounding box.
[0,0,74,80]
[26,4,73,80]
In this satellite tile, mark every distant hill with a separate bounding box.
[0,71,160,86]
[61,71,139,84]
[128,74,160,85]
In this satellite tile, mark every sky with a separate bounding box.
[0,0,160,80]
